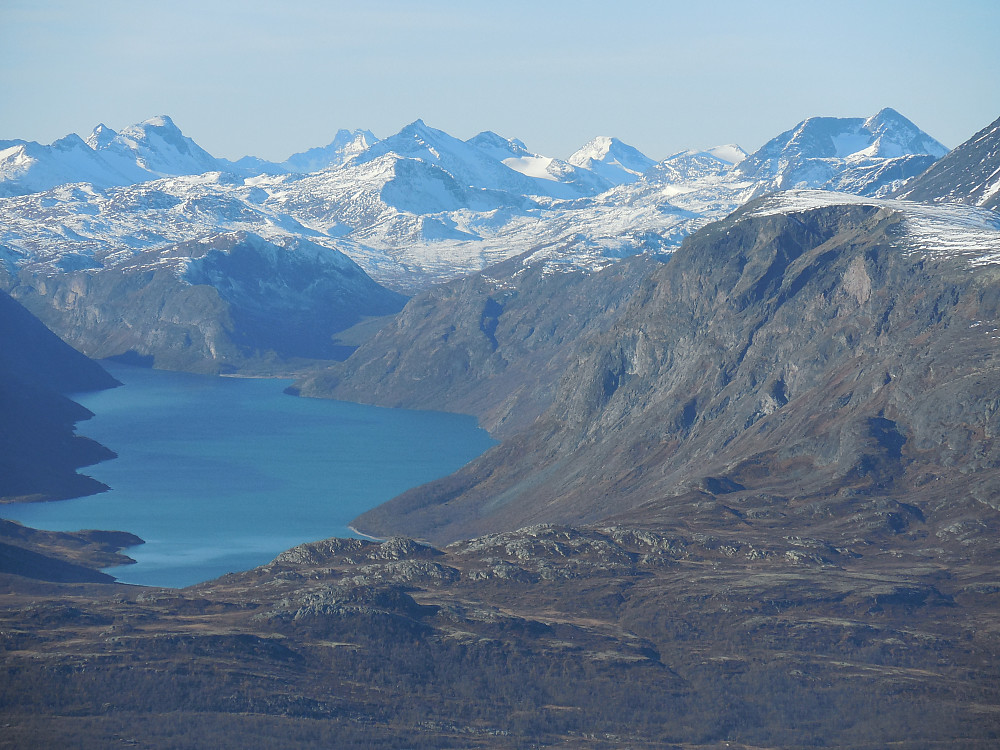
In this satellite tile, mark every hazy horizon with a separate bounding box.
[2,0,998,162]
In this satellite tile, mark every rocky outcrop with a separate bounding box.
[2,522,997,747]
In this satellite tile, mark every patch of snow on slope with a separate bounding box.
[705,144,748,165]
[749,190,1000,268]
[503,156,557,180]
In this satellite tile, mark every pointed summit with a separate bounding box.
[736,109,947,194]
[466,131,531,161]
[282,129,379,173]
[85,123,117,150]
[568,136,654,185]
[862,108,948,159]
[102,115,222,176]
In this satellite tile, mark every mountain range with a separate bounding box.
[2,108,1000,748]
[0,108,948,372]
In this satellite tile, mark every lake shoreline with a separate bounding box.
[1,361,495,588]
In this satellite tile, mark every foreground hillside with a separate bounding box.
[2,525,998,748]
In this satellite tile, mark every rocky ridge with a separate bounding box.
[1,115,998,750]
[331,191,1000,548]
[894,114,1000,210]
[6,230,406,373]
[1,110,943,291]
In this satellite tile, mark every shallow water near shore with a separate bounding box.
[0,362,496,588]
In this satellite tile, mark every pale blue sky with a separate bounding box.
[1,0,997,162]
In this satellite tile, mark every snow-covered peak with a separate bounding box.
[568,135,615,163]
[733,110,947,196]
[349,120,600,199]
[704,144,747,165]
[466,131,532,161]
[646,147,743,184]
[103,115,222,176]
[348,119,455,167]
[740,110,945,176]
[0,132,140,198]
[567,136,655,185]
[86,123,118,150]
[860,107,949,159]
[50,133,90,153]
[282,129,379,173]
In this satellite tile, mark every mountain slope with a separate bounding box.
[0,110,955,374]
[0,134,141,197]
[223,129,380,176]
[351,119,603,200]
[467,130,614,195]
[93,115,223,178]
[293,252,660,437]
[0,290,118,502]
[0,109,947,297]
[894,114,1000,210]
[7,231,406,373]
[344,192,1000,546]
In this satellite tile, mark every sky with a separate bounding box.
[1,0,998,163]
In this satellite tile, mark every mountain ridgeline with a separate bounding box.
[894,114,1000,210]
[6,231,406,374]
[0,109,950,373]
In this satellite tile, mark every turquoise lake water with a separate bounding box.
[0,362,496,588]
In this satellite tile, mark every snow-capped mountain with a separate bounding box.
[735,107,946,196]
[223,129,380,176]
[568,136,656,185]
[0,116,228,197]
[466,131,614,196]
[0,110,953,292]
[0,108,962,371]
[894,115,1000,211]
[283,129,378,173]
[645,146,748,184]
[93,115,224,178]
[0,133,138,197]
[349,119,610,200]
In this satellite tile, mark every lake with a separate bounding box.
[0,362,496,588]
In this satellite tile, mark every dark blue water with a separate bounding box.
[0,362,495,588]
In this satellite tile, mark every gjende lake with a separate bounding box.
[0,362,496,588]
